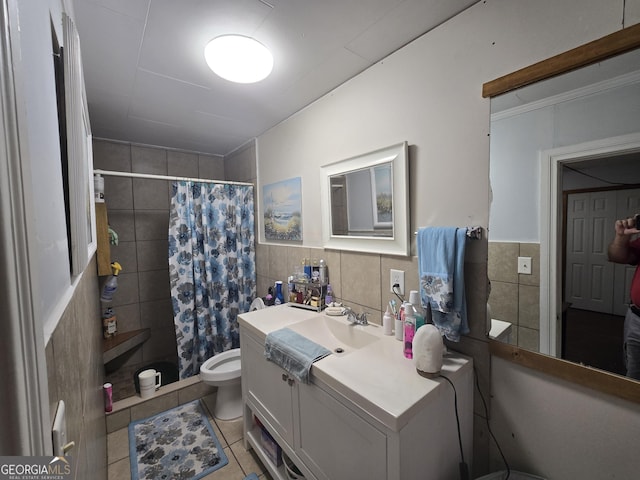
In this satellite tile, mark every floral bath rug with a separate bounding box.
[128,400,228,480]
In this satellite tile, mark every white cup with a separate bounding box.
[139,369,162,399]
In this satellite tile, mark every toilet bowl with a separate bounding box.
[199,348,242,420]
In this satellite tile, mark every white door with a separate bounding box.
[565,191,616,313]
[566,188,640,315]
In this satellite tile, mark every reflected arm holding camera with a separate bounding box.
[608,214,640,265]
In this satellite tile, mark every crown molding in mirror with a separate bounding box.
[482,23,640,98]
[490,340,640,404]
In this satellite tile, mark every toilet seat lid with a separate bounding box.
[250,298,265,311]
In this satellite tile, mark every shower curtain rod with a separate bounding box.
[93,169,253,187]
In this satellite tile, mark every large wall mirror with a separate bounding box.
[320,142,410,256]
[484,24,640,403]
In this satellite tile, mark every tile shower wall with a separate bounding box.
[93,139,226,398]
[488,241,541,351]
[45,257,107,480]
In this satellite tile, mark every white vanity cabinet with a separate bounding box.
[243,332,296,446]
[239,305,473,480]
[241,327,387,480]
[296,380,387,480]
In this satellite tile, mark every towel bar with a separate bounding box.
[414,226,482,240]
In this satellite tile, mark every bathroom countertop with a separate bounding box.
[238,304,472,432]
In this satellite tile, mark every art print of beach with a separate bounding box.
[263,177,302,241]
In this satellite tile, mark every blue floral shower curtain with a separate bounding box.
[169,181,256,379]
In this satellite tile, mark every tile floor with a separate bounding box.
[107,400,273,480]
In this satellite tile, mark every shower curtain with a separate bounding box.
[169,181,256,379]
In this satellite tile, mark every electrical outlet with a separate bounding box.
[390,269,405,295]
[518,256,532,275]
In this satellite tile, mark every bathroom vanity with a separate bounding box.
[239,305,473,480]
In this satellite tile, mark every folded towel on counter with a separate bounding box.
[264,328,331,383]
[417,227,469,342]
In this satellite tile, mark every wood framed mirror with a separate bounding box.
[483,23,640,404]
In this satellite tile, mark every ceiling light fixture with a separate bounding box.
[204,35,273,84]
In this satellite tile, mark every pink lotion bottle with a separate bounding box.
[403,302,417,359]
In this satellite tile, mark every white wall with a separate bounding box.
[490,79,640,242]
[17,0,83,342]
[491,357,640,478]
[257,0,624,252]
[256,0,640,477]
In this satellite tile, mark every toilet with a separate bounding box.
[199,348,242,420]
[200,300,263,420]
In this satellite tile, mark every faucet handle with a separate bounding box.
[357,312,369,325]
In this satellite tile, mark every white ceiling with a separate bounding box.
[72,0,478,157]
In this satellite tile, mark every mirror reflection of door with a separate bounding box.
[562,156,640,375]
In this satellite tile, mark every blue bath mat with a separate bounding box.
[244,474,260,480]
[129,400,228,480]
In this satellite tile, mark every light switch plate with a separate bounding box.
[518,256,532,275]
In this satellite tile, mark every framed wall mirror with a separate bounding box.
[484,24,640,403]
[320,142,410,256]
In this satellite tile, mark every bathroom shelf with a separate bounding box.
[288,280,327,312]
[103,328,150,364]
[245,426,289,480]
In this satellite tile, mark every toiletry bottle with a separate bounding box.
[274,281,284,305]
[296,285,304,304]
[403,301,417,359]
[383,305,394,335]
[94,174,105,202]
[103,383,113,413]
[409,290,425,330]
[303,258,312,278]
[288,276,296,302]
[102,306,117,338]
[319,259,327,284]
[100,262,122,302]
[265,286,274,306]
[325,284,333,306]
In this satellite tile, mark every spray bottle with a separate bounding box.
[101,262,122,339]
[100,262,122,303]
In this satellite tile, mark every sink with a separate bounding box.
[287,314,380,355]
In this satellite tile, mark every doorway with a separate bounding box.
[540,133,640,359]
[562,186,640,374]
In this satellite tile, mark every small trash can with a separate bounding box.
[475,471,546,480]
[282,451,305,479]
[133,361,179,393]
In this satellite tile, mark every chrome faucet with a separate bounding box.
[345,308,369,326]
